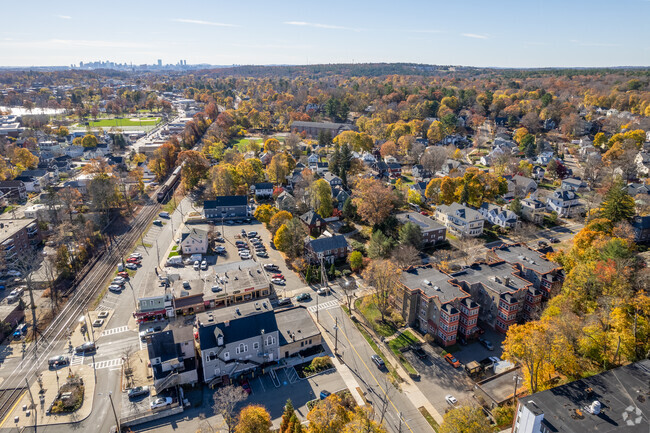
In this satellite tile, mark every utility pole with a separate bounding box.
[25,377,36,432]
[398,411,403,433]
[155,239,161,269]
[334,316,338,356]
[107,392,120,432]
[513,374,521,401]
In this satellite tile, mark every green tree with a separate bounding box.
[600,180,635,223]
[367,230,395,259]
[341,197,357,220]
[274,218,306,259]
[311,179,334,218]
[398,222,423,250]
[510,197,522,216]
[348,251,364,272]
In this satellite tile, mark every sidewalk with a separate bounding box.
[7,364,96,428]
[309,311,366,407]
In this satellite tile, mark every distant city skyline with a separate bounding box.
[0,0,649,68]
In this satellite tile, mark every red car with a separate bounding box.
[126,257,141,264]
[272,274,285,280]
[117,272,130,279]
[241,379,251,395]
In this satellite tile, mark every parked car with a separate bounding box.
[153,220,163,226]
[112,277,126,284]
[271,278,285,285]
[127,386,150,398]
[272,274,285,280]
[445,395,458,405]
[371,354,385,369]
[256,251,268,258]
[200,260,208,270]
[98,311,109,319]
[241,379,252,395]
[125,263,138,270]
[444,353,461,368]
[193,261,200,270]
[13,323,28,340]
[277,298,292,306]
[215,237,225,243]
[129,253,143,259]
[150,397,172,409]
[479,337,494,351]
[117,272,130,278]
[295,292,311,302]
[211,286,222,293]
[9,287,24,297]
[182,281,190,288]
[109,285,123,293]
[247,231,258,238]
[549,237,560,243]
[240,253,251,260]
[126,257,140,264]
[412,347,427,359]
[159,211,170,218]
[316,287,328,295]
[264,264,279,271]
[319,390,331,400]
[537,240,548,248]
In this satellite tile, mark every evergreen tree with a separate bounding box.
[329,145,341,175]
[340,144,352,172]
[600,180,635,223]
[329,263,336,278]
[510,197,523,216]
[280,400,295,433]
[367,230,395,259]
[459,183,470,204]
[399,222,423,250]
[342,197,357,220]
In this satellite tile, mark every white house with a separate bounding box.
[251,182,273,199]
[180,227,208,255]
[546,189,582,218]
[479,203,519,229]
[434,202,484,237]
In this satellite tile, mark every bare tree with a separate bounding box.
[582,154,605,189]
[212,384,248,433]
[362,260,400,322]
[420,146,450,174]
[391,245,421,269]
[340,278,357,312]
[509,223,539,245]
[456,237,484,266]
[122,345,137,388]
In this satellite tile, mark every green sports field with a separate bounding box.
[76,117,162,128]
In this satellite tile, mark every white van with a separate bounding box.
[166,256,183,266]
[159,211,170,218]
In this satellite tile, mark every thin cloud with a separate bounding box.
[462,33,488,39]
[172,19,238,27]
[284,21,356,31]
[0,39,151,49]
[407,29,444,34]
[56,15,72,19]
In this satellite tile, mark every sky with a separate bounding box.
[0,0,649,68]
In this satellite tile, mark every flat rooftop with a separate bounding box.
[197,298,273,325]
[396,212,445,232]
[491,244,559,275]
[275,306,319,345]
[206,261,270,300]
[0,218,36,242]
[520,360,650,433]
[400,265,468,304]
[477,366,523,404]
[451,262,529,295]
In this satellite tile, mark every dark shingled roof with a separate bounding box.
[300,210,325,226]
[519,359,650,433]
[204,196,247,208]
[307,235,348,253]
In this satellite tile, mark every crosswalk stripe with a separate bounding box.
[101,326,128,337]
[307,300,339,312]
[70,355,84,366]
[89,358,124,369]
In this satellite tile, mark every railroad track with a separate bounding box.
[0,199,161,424]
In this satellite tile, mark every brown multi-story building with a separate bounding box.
[396,212,447,246]
[0,218,41,274]
[393,244,561,340]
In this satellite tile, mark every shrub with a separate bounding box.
[310,356,333,371]
[390,311,405,328]
[424,334,435,345]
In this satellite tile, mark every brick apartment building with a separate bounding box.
[393,244,562,344]
[0,218,41,274]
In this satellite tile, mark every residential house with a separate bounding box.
[387,162,402,178]
[546,189,582,217]
[299,211,326,237]
[532,166,545,181]
[435,203,484,238]
[180,227,208,255]
[275,191,296,213]
[411,165,432,181]
[13,176,40,193]
[636,152,650,176]
[203,196,248,220]
[535,152,555,166]
[409,181,428,203]
[323,172,343,189]
[479,203,519,229]
[561,178,588,192]
[436,159,463,177]
[251,182,273,199]
[304,234,349,264]
[313,162,328,174]
[632,216,650,243]
[0,181,27,201]
[290,121,355,138]
[307,153,320,166]
[521,195,546,225]
[259,152,273,166]
[147,325,198,392]
[371,161,389,178]
[360,152,377,165]
[396,212,447,246]
[480,147,505,167]
[511,176,537,197]
[332,188,350,210]
[512,360,650,433]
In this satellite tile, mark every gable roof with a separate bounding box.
[307,235,348,253]
[181,227,207,243]
[300,210,325,226]
[253,182,273,190]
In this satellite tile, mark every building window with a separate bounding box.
[253,342,259,350]
[223,352,230,360]
[266,336,275,346]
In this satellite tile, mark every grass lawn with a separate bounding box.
[168,250,179,258]
[388,331,419,375]
[400,175,415,185]
[77,117,161,128]
[230,137,262,151]
[355,298,397,337]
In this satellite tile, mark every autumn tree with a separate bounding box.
[362,260,400,322]
[236,158,265,188]
[348,251,364,272]
[254,204,278,224]
[264,138,281,153]
[267,153,294,185]
[268,210,292,235]
[235,405,272,433]
[380,140,397,158]
[351,178,396,227]
[310,179,333,218]
[274,218,306,259]
[427,120,446,143]
[178,150,209,190]
[81,134,98,148]
[211,163,242,196]
[440,405,492,433]
[279,400,304,433]
[11,147,39,171]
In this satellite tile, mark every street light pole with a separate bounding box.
[106,392,120,432]
[334,316,338,356]
[513,374,521,401]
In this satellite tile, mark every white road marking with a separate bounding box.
[101,326,129,337]
[89,358,124,369]
[308,300,339,312]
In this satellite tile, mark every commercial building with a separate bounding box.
[179,227,208,255]
[290,121,354,138]
[203,196,248,220]
[512,360,649,433]
[147,324,198,392]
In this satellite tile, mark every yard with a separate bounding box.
[355,298,398,338]
[387,330,419,376]
[230,137,262,151]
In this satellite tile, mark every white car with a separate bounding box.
[9,287,24,297]
[150,397,172,409]
[271,278,285,285]
[238,250,250,256]
[317,287,328,295]
[112,277,125,284]
[108,285,123,293]
[200,260,208,270]
[125,263,138,270]
[445,395,458,405]
[240,253,251,260]
[193,261,200,270]
[129,253,143,259]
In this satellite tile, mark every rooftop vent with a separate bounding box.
[585,400,601,415]
[235,308,240,315]
[434,286,441,291]
[423,279,431,286]
[208,314,214,322]
[255,302,260,310]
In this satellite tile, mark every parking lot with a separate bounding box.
[452,328,506,366]
[242,366,348,426]
[164,220,304,299]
